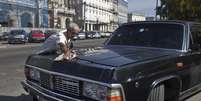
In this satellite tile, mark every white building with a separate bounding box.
[0,0,36,27]
[128,13,146,22]
[0,0,48,27]
[75,0,118,32]
[118,0,128,25]
[48,0,76,28]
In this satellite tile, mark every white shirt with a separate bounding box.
[37,29,71,54]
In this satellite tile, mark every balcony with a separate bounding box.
[12,0,36,8]
[57,8,75,15]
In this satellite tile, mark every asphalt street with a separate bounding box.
[0,38,200,101]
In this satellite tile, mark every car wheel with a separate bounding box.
[147,84,165,101]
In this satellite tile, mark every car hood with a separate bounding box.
[26,46,180,82]
[76,46,178,67]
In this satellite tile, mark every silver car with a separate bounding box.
[77,32,86,40]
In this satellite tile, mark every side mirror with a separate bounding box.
[190,44,201,51]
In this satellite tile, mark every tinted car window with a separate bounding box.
[108,23,184,49]
[191,24,201,45]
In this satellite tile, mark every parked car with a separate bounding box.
[8,30,28,44]
[86,32,94,39]
[1,32,9,41]
[22,21,201,101]
[73,32,86,40]
[105,32,112,37]
[0,32,3,41]
[77,32,86,40]
[44,30,57,39]
[29,30,45,42]
[100,32,106,38]
[92,31,101,38]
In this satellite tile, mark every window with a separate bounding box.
[191,24,201,45]
[108,23,184,50]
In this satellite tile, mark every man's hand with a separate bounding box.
[63,51,72,60]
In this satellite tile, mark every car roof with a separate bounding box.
[122,20,201,26]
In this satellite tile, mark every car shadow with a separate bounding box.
[0,94,32,101]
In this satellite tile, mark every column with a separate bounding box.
[103,25,105,32]
[91,24,93,31]
[87,23,90,31]
[61,17,65,29]
[88,24,91,31]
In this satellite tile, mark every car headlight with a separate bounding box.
[83,82,107,101]
[83,82,123,101]
[29,68,40,82]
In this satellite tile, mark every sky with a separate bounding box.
[128,0,157,17]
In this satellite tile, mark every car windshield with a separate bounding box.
[10,30,23,35]
[107,23,184,50]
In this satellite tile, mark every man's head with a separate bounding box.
[66,23,80,38]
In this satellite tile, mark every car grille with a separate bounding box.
[40,72,52,89]
[54,76,80,96]
[40,72,80,96]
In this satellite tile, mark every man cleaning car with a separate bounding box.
[37,23,80,61]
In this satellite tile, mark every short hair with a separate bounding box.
[67,23,79,31]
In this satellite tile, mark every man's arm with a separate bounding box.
[58,43,71,58]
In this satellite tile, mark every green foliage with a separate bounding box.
[157,0,201,21]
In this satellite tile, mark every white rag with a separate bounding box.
[54,52,77,61]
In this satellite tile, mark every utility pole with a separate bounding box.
[83,2,86,31]
[155,0,159,20]
[36,0,40,28]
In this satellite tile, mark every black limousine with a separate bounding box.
[22,21,201,101]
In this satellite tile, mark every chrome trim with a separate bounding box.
[25,64,126,101]
[111,84,126,101]
[151,75,182,90]
[180,83,201,100]
[22,80,81,101]
[147,84,165,101]
[182,23,190,52]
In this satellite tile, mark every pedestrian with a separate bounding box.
[37,23,80,61]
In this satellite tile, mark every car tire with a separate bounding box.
[147,84,165,101]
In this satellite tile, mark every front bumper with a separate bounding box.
[21,80,85,101]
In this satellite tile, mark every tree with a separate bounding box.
[157,0,201,22]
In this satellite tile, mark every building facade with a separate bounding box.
[48,0,76,28]
[128,13,146,22]
[146,17,155,21]
[0,0,48,27]
[38,0,49,27]
[117,0,128,25]
[74,0,119,32]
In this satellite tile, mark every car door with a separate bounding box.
[188,24,201,88]
[179,24,201,93]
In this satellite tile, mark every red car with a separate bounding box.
[29,30,45,42]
